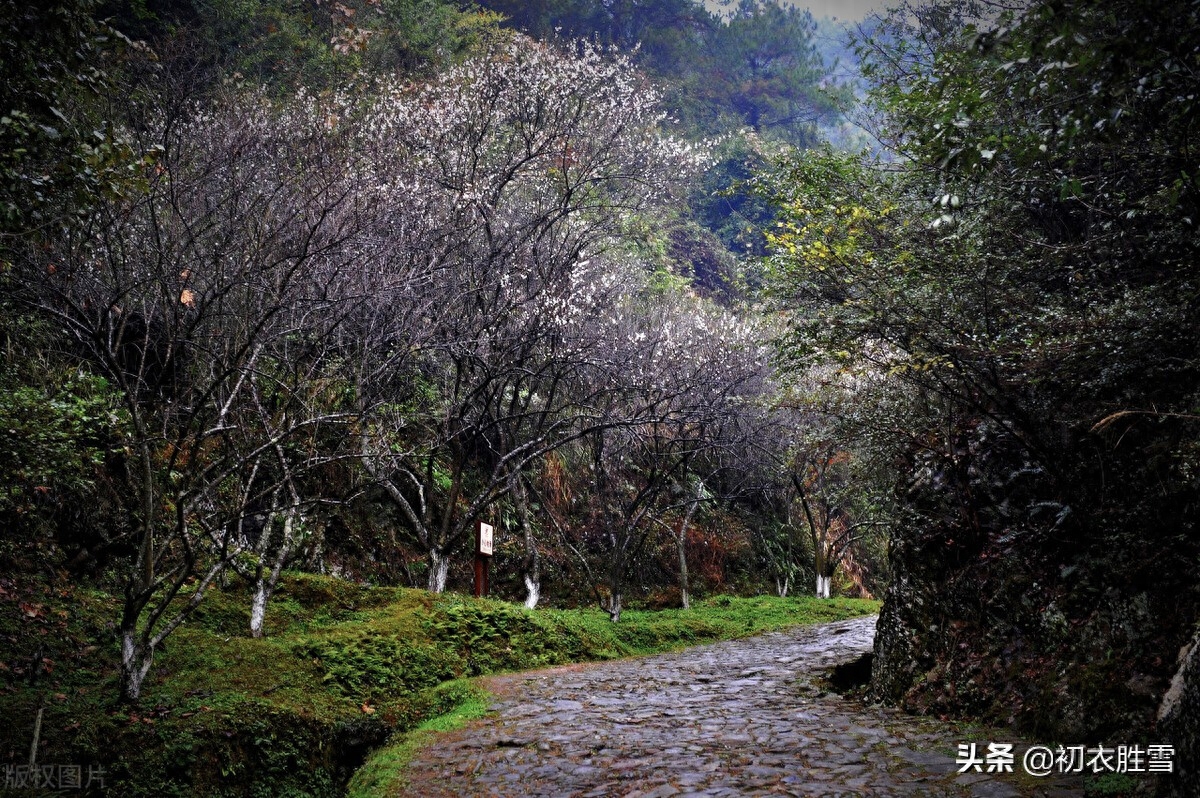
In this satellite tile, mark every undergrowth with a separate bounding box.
[0,571,877,797]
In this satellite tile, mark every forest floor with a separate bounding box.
[390,616,1095,797]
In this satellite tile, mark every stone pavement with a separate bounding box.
[398,616,1090,797]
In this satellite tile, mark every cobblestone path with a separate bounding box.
[399,616,1090,797]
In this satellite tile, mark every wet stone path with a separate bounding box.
[399,616,1087,797]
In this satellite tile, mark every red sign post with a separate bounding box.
[474,521,493,597]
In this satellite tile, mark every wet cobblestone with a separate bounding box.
[399,616,1088,796]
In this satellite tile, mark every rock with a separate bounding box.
[1159,624,1200,798]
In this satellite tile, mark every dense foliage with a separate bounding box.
[762,0,1200,755]
[477,0,846,144]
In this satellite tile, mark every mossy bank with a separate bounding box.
[0,572,876,797]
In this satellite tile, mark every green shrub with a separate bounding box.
[423,600,565,674]
[301,635,463,700]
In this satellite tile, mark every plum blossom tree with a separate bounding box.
[785,438,885,599]
[570,277,767,620]
[352,35,708,593]
[16,86,369,700]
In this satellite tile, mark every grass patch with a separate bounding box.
[1084,772,1140,797]
[0,572,877,797]
[346,680,489,798]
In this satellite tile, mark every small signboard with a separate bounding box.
[477,522,494,556]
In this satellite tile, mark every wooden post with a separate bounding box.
[29,703,44,766]
[474,521,493,597]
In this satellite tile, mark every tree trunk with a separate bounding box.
[428,548,449,593]
[249,582,269,639]
[513,472,541,609]
[601,526,624,623]
[678,537,690,610]
[119,627,153,703]
[676,478,703,610]
[603,529,625,622]
[311,532,326,575]
[816,574,832,599]
[522,536,541,609]
[119,431,158,704]
[249,503,300,639]
[776,574,790,598]
[607,590,622,623]
[120,555,229,702]
[523,574,541,610]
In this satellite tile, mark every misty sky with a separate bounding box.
[704,1,891,23]
[802,0,890,21]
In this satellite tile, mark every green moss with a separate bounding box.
[300,635,463,700]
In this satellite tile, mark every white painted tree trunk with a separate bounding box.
[516,475,540,609]
[816,574,832,599]
[120,629,154,703]
[248,506,300,638]
[523,574,540,609]
[427,549,449,593]
[776,575,790,598]
[249,582,269,639]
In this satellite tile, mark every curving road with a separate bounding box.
[399,616,1088,797]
